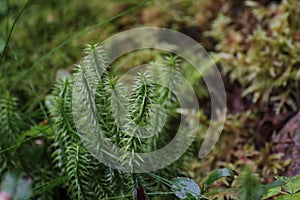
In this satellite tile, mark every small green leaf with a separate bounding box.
[263,186,282,199]
[247,181,285,200]
[262,180,286,199]
[264,180,286,190]
[203,168,238,192]
[171,177,201,199]
[275,192,300,200]
[276,174,300,194]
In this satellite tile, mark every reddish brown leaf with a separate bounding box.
[272,111,300,176]
[134,186,147,200]
[254,111,295,146]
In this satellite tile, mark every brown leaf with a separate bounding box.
[134,186,147,200]
[254,111,295,146]
[272,111,300,176]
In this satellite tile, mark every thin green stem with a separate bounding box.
[0,0,33,68]
[11,0,147,90]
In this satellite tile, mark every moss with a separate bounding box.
[209,0,300,113]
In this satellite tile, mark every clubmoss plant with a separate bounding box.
[45,43,193,199]
[0,92,22,178]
